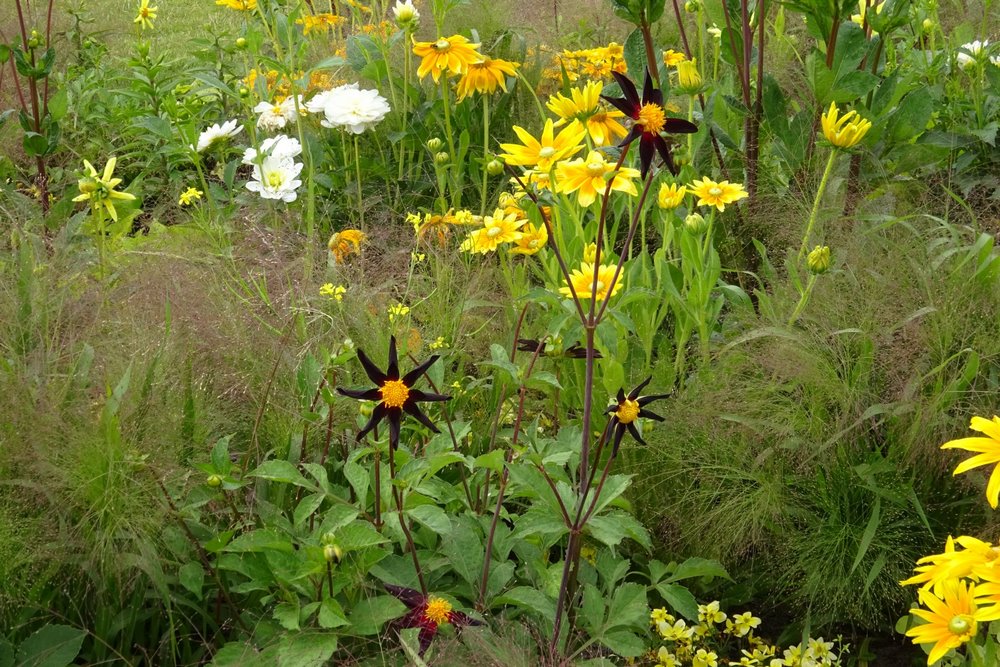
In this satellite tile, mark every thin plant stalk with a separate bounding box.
[788,274,818,326]
[439,77,459,207]
[353,134,365,227]
[797,149,837,262]
[480,95,491,215]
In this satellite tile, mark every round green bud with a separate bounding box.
[684,212,708,235]
[486,159,505,176]
[426,137,443,152]
[206,474,223,487]
[807,245,831,274]
[323,544,343,563]
[239,87,250,97]
[434,151,450,165]
[235,37,247,48]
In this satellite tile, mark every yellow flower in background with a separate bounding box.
[676,58,703,93]
[851,0,885,31]
[546,81,627,146]
[178,187,203,207]
[319,283,347,301]
[821,102,872,149]
[387,303,410,321]
[555,150,640,207]
[215,0,256,10]
[134,0,158,30]
[413,34,482,82]
[692,649,718,667]
[901,536,1000,595]
[510,222,547,255]
[906,580,991,665]
[460,208,525,254]
[73,157,136,222]
[657,182,687,209]
[410,209,480,246]
[328,229,366,262]
[518,169,553,193]
[698,601,727,625]
[429,336,449,350]
[499,118,586,171]
[582,242,597,263]
[663,49,687,67]
[942,416,1000,508]
[560,262,623,301]
[345,0,373,12]
[296,12,345,35]
[728,612,761,637]
[689,177,748,211]
[455,58,520,101]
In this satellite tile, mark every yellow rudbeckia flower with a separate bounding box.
[942,416,1000,508]
[554,151,640,207]
[559,262,623,301]
[906,579,993,665]
[412,34,482,82]
[821,102,872,149]
[72,157,137,222]
[499,119,586,171]
[134,0,158,30]
[689,177,747,211]
[455,58,519,101]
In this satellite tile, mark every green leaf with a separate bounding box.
[343,460,369,504]
[349,595,407,635]
[276,633,338,667]
[294,493,325,527]
[15,625,85,667]
[274,601,301,630]
[406,504,451,536]
[211,435,233,473]
[480,344,519,385]
[440,517,484,587]
[850,496,881,575]
[496,586,556,623]
[318,598,349,629]
[179,562,205,599]
[22,132,48,157]
[473,449,505,473]
[608,583,648,629]
[248,460,315,489]
[225,528,294,553]
[655,583,699,621]
[600,630,646,657]
[623,29,646,78]
[885,91,933,143]
[47,88,68,120]
[667,557,733,583]
[336,521,389,551]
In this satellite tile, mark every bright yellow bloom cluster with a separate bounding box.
[554,151,640,207]
[455,58,520,101]
[328,229,366,262]
[244,68,336,100]
[546,81,627,147]
[319,283,346,301]
[215,0,256,10]
[540,43,627,84]
[408,209,480,246]
[412,34,482,82]
[663,49,687,67]
[942,416,1000,507]
[387,303,410,321]
[498,119,586,171]
[73,157,137,222]
[134,0,157,30]
[559,262,622,301]
[658,182,687,210]
[689,177,748,212]
[460,208,525,254]
[178,187,203,207]
[296,12,345,35]
[821,102,872,149]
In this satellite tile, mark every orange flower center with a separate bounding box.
[616,398,640,424]
[424,596,452,625]
[380,379,410,408]
[637,103,666,134]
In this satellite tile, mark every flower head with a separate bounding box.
[546,81,627,147]
[392,0,419,29]
[388,303,410,322]
[560,262,623,302]
[821,102,872,149]
[499,119,586,171]
[460,208,525,253]
[306,83,390,134]
[942,416,1000,507]
[663,49,687,67]
[906,579,991,665]
[242,134,303,164]
[195,119,243,153]
[807,245,831,274]
[384,584,481,654]
[246,157,302,203]
[957,40,990,69]
[728,611,761,637]
[178,187,203,207]
[328,229,366,262]
[134,0,158,30]
[901,536,1000,595]
[676,58,702,94]
[412,34,482,82]
[296,12,344,35]
[602,69,697,177]
[215,0,256,10]
[554,150,640,207]
[254,97,301,132]
[72,157,137,222]
[510,222,548,255]
[320,283,346,301]
[336,337,449,449]
[689,177,747,211]
[605,377,669,455]
[455,58,519,101]
[657,182,687,209]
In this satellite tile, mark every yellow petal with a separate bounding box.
[971,416,1000,441]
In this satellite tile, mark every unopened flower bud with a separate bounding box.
[684,212,708,235]
[922,18,934,32]
[582,242,598,263]
[486,159,504,176]
[807,245,831,274]
[206,474,223,487]
[434,151,450,165]
[685,0,701,12]
[392,0,420,29]
[236,37,247,48]
[426,137,443,152]
[359,402,373,417]
[323,544,343,562]
[28,30,42,49]
[239,87,250,97]
[676,59,703,94]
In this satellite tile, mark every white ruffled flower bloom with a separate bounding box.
[306,83,390,134]
[246,156,303,203]
[957,40,989,69]
[254,96,301,132]
[243,134,302,165]
[392,0,419,26]
[195,119,243,152]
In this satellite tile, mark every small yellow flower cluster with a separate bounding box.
[296,12,345,35]
[360,20,396,41]
[648,605,843,667]
[319,283,346,301]
[243,68,337,101]
[656,177,747,214]
[540,43,627,86]
[410,35,520,102]
[408,209,480,247]
[457,194,547,256]
[387,303,410,322]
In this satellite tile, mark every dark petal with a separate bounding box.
[337,387,381,401]
[605,404,618,415]
[408,389,451,402]
[611,70,639,108]
[639,408,665,422]
[649,86,664,107]
[639,135,655,178]
[404,402,441,433]
[388,411,401,450]
[616,387,626,403]
[663,117,698,134]
[619,124,642,149]
[402,355,440,386]
[662,142,678,176]
[655,135,673,173]
[642,69,656,104]
[610,424,626,457]
[417,626,437,655]
[387,336,399,379]
[384,583,426,609]
[357,403,387,441]
[603,94,638,118]
[627,422,648,446]
[627,377,652,399]
[449,610,483,627]
[356,348,388,385]
[565,344,602,359]
[637,392,671,406]
[517,338,542,352]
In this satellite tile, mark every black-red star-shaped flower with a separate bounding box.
[602,69,698,177]
[337,336,449,450]
[385,584,482,654]
[605,377,670,455]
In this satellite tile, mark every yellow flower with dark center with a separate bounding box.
[906,580,992,665]
[134,0,158,30]
[455,58,520,101]
[499,119,586,171]
[942,416,1000,508]
[460,208,525,254]
[615,398,640,424]
[412,34,482,82]
[72,157,137,222]
[560,262,622,301]
[821,102,872,149]
[328,229,366,262]
[663,49,687,67]
[424,596,453,624]
[658,182,687,209]
[215,0,256,10]
[554,150,640,207]
[689,177,748,211]
[510,222,547,255]
[546,81,627,147]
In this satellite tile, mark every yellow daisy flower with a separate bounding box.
[328,229,366,262]
[942,416,1000,508]
[412,34,482,82]
[215,0,257,10]
[460,208,525,254]
[559,262,623,301]
[689,177,748,211]
[901,536,1000,595]
[134,0,158,30]
[657,182,687,209]
[499,118,586,171]
[455,58,520,101]
[555,150,640,207]
[821,102,872,149]
[510,222,547,255]
[663,49,687,67]
[546,81,627,146]
[72,157,137,222]
[906,579,992,665]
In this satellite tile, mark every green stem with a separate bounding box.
[687,95,695,160]
[354,134,365,227]
[439,77,459,207]
[480,95,491,215]
[95,206,106,280]
[293,94,316,280]
[788,274,818,326]
[797,149,837,263]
